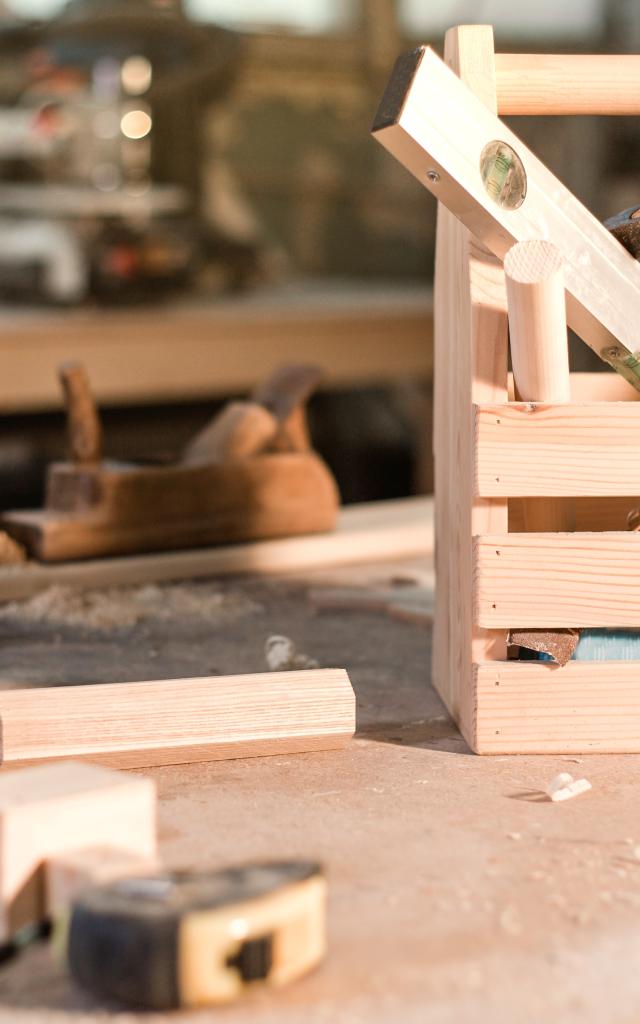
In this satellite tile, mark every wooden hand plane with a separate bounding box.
[2,364,339,562]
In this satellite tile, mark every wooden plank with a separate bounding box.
[475,532,640,627]
[0,285,433,413]
[0,761,156,940]
[476,402,640,497]
[432,25,508,739]
[509,495,640,532]
[474,660,640,753]
[495,53,640,116]
[372,46,640,388]
[0,669,355,770]
[0,497,433,601]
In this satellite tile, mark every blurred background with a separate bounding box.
[0,0,636,513]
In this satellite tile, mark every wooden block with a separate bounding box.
[474,532,640,627]
[0,670,356,770]
[46,846,157,920]
[473,660,640,753]
[0,761,156,940]
[0,497,433,602]
[494,53,640,116]
[476,402,640,497]
[509,496,640,533]
[372,45,640,388]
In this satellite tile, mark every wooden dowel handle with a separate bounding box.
[59,363,103,465]
[504,240,572,532]
[495,54,640,115]
[504,240,570,403]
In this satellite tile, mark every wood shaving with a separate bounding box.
[264,635,319,671]
[546,772,592,803]
[0,582,261,630]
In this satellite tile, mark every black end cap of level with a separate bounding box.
[371,46,426,133]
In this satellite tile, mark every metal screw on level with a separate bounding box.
[426,169,440,183]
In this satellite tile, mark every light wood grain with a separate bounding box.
[509,371,640,403]
[432,25,508,741]
[372,45,640,386]
[504,240,572,531]
[495,53,640,115]
[0,761,156,940]
[504,241,570,404]
[474,660,640,753]
[475,532,640,627]
[476,402,640,497]
[0,670,355,770]
[0,497,432,601]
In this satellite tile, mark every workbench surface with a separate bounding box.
[0,560,639,1023]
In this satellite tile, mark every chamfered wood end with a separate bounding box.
[371,46,426,133]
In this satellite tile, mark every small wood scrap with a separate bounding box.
[508,628,580,666]
[545,772,592,803]
[2,362,339,563]
[264,635,319,671]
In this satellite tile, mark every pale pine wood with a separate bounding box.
[0,669,355,770]
[476,402,640,497]
[46,847,157,920]
[475,532,640,628]
[372,46,640,384]
[432,25,508,741]
[0,761,156,940]
[0,497,431,601]
[504,240,572,531]
[495,53,640,115]
[504,241,570,404]
[474,661,640,753]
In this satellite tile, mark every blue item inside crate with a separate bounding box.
[526,630,640,661]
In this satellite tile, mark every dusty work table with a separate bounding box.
[0,558,639,1024]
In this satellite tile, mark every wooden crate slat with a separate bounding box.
[474,532,640,627]
[474,661,640,753]
[476,402,640,496]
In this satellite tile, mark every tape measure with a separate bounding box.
[62,861,326,1010]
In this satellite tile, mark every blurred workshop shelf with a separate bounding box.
[0,280,433,413]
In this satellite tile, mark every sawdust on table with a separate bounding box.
[0,582,261,630]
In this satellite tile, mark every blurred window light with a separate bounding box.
[121,56,153,96]
[121,109,152,140]
[400,0,603,39]
[4,0,67,16]
[186,0,357,34]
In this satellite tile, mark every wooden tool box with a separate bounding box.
[384,26,640,753]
